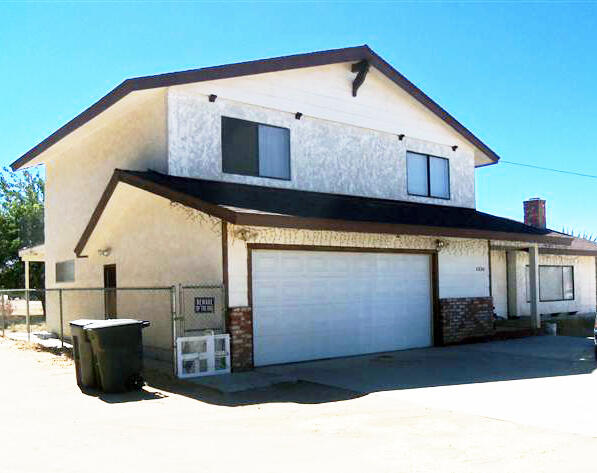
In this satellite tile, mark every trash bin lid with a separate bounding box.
[84,319,150,330]
[70,319,102,328]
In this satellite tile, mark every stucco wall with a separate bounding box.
[490,250,508,318]
[227,226,490,307]
[167,64,477,208]
[513,253,596,316]
[43,91,168,337]
[47,187,223,358]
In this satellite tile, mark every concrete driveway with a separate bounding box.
[2,335,597,473]
[259,336,597,436]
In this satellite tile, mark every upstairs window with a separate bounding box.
[56,260,75,283]
[406,151,450,199]
[525,265,574,302]
[221,117,290,180]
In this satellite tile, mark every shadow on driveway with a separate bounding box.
[98,336,597,406]
[258,335,597,394]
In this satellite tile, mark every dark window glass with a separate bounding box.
[406,151,450,199]
[222,117,290,180]
[222,117,259,176]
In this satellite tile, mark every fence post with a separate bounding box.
[25,289,30,342]
[59,289,64,348]
[171,286,177,377]
[1,292,5,338]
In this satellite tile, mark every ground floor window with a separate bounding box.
[55,260,75,283]
[525,265,574,302]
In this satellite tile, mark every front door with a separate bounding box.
[103,264,117,319]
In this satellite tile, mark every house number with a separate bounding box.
[475,266,485,272]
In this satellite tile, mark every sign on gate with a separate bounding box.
[194,297,215,314]
[179,286,225,334]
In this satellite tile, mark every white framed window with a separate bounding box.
[406,151,450,199]
[525,265,574,302]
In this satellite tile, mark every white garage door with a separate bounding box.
[252,250,432,366]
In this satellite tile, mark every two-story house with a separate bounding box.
[11,46,597,371]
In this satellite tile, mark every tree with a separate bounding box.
[0,167,45,289]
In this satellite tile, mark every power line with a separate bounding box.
[499,160,597,179]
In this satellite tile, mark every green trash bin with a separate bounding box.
[84,319,150,393]
[70,319,100,389]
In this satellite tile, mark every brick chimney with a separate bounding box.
[524,198,546,229]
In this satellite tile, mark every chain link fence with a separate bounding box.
[1,284,226,376]
[177,285,226,338]
[0,289,46,342]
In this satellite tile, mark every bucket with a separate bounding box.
[544,322,557,336]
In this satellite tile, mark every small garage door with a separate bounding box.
[252,249,432,366]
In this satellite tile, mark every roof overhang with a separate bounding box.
[18,244,45,262]
[75,170,570,257]
[491,244,597,257]
[13,45,499,171]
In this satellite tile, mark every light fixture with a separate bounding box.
[435,239,449,251]
[97,247,111,257]
[208,94,217,102]
[451,145,458,151]
[295,112,303,120]
[234,228,259,241]
[398,134,405,141]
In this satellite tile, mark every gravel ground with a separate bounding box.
[1,337,596,473]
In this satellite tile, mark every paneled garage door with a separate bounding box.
[252,249,433,366]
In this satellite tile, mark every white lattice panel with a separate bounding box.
[176,334,231,378]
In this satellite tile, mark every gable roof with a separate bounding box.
[75,169,570,256]
[12,45,500,171]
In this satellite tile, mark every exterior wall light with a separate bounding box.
[234,228,259,241]
[435,239,449,251]
[98,247,111,257]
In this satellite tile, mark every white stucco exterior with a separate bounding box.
[167,63,477,208]
[18,56,596,364]
[514,253,595,316]
[42,91,169,347]
[490,250,508,318]
[44,90,168,289]
[227,227,490,307]
[491,249,596,318]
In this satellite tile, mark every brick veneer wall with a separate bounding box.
[228,307,253,371]
[440,297,494,344]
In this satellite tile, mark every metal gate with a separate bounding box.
[176,285,226,337]
[174,285,227,377]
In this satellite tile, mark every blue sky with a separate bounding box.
[1,1,596,234]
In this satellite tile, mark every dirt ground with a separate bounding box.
[1,337,596,473]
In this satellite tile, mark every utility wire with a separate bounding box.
[499,160,597,179]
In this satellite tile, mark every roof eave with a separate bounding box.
[75,170,566,257]
[12,45,499,171]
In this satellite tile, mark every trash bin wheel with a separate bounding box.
[127,373,145,391]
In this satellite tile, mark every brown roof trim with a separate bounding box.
[233,212,570,246]
[74,169,238,256]
[76,170,568,256]
[12,45,499,171]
